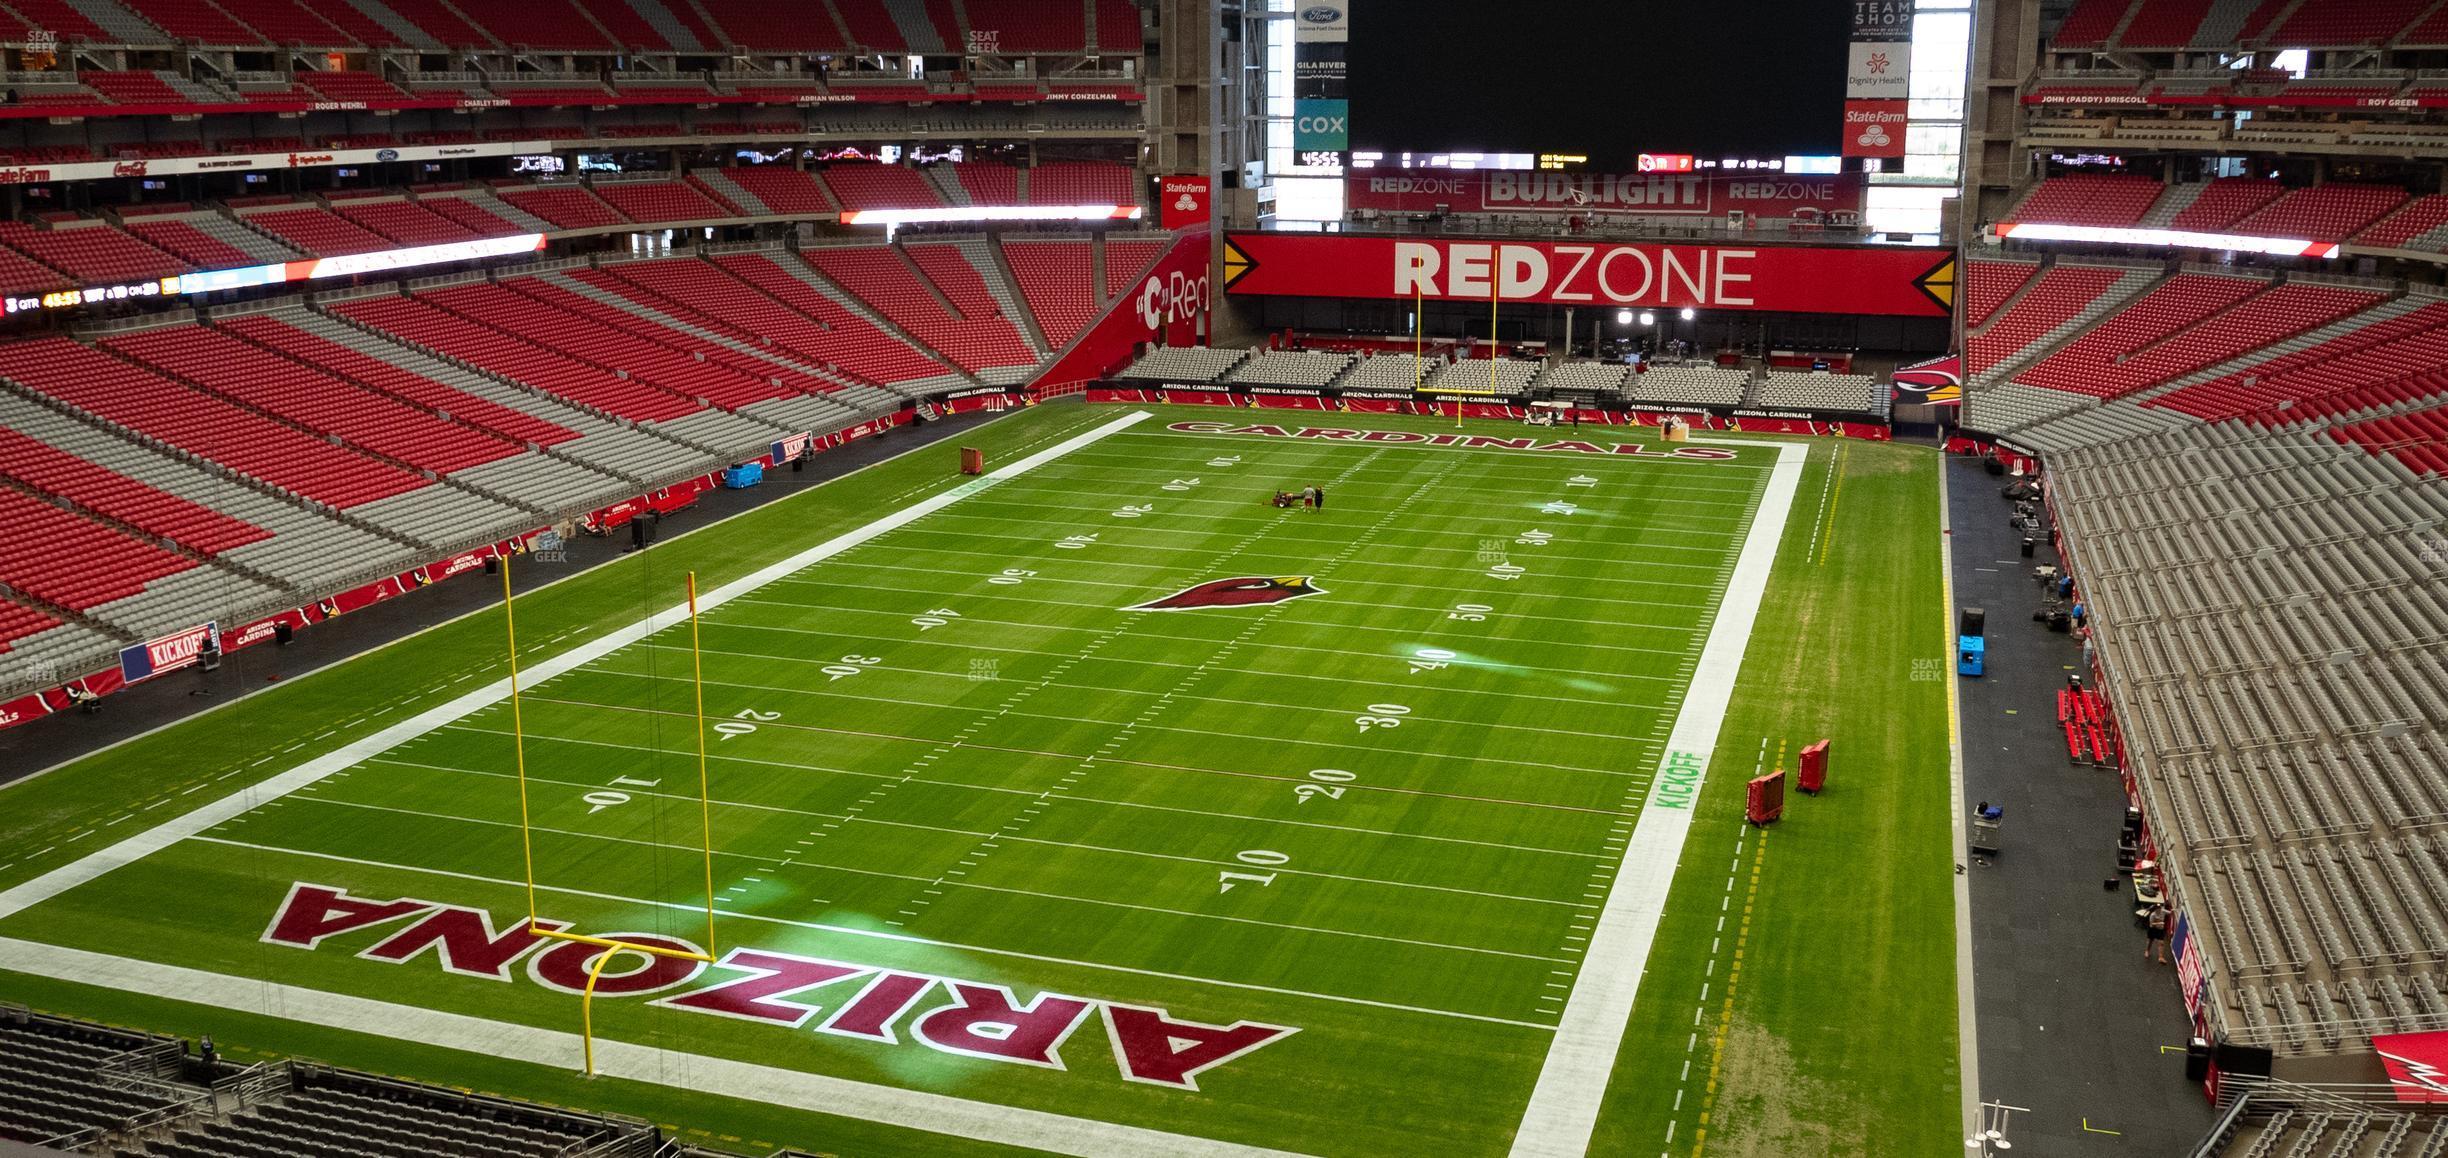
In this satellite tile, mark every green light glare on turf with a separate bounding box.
[1400,644,1613,694]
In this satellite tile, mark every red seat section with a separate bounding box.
[964,0,1085,52]
[707,252,954,384]
[103,326,522,475]
[569,0,670,51]
[0,221,186,282]
[0,488,195,611]
[116,0,257,44]
[820,165,945,212]
[1003,239,1097,346]
[121,218,259,269]
[951,163,1021,206]
[430,280,790,409]
[229,0,390,45]
[1030,162,1138,208]
[2168,178,2287,231]
[2352,195,2448,252]
[496,186,629,231]
[215,314,576,446]
[593,179,733,223]
[0,426,268,556]
[420,196,530,236]
[2051,0,2133,48]
[1968,264,2133,376]
[453,0,610,50]
[504,275,828,398]
[1104,240,1164,299]
[0,336,428,508]
[332,294,704,423]
[806,247,1033,370]
[2007,173,2166,228]
[1963,259,2038,328]
[374,0,500,48]
[715,167,838,215]
[0,600,62,654]
[2266,0,2433,46]
[2329,403,2448,476]
[2014,274,2268,398]
[331,200,482,246]
[693,0,850,51]
[2150,303,2448,419]
[241,207,391,256]
[2231,184,2408,241]
[299,70,410,103]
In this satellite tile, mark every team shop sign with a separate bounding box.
[262,883,1295,1089]
[1221,233,1955,317]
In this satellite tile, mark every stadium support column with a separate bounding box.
[1964,0,2041,242]
[1153,0,1253,345]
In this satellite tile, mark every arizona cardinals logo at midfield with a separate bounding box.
[1131,576,1325,611]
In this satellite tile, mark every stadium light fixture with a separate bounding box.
[1993,221,2340,259]
[1679,307,1696,321]
[1639,311,1656,326]
[1615,309,1635,325]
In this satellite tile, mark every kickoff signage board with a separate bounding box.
[1219,232,1957,318]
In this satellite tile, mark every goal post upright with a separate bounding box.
[503,559,722,1076]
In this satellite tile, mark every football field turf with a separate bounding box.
[0,402,1960,1157]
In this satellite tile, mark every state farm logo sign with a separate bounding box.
[1136,269,1210,331]
[1842,100,1908,158]
[1158,174,1210,229]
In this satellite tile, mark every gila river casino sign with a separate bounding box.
[1219,233,1957,318]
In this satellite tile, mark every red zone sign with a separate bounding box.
[1219,233,1957,317]
[261,883,1294,1089]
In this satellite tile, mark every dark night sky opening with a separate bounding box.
[1346,0,1852,169]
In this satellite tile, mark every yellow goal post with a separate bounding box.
[499,553,720,1076]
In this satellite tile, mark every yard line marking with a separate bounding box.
[515,692,1658,782]
[859,523,1743,584]
[175,837,1553,1030]
[0,936,1315,1158]
[588,659,1679,742]
[1509,437,1809,1158]
[442,723,1635,818]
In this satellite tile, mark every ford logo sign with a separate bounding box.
[1300,5,1341,23]
[375,148,399,162]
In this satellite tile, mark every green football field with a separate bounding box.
[0,402,1960,1157]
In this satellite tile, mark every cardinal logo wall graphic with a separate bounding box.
[1130,576,1326,611]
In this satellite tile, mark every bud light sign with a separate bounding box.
[120,621,219,683]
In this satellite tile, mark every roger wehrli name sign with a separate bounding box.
[1219,232,1956,318]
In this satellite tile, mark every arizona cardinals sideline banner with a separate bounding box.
[1221,232,1956,318]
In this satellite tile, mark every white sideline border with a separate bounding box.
[0,409,1321,1158]
[1506,436,1809,1158]
[1939,459,1982,1141]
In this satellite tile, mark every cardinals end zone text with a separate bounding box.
[259,882,1297,1089]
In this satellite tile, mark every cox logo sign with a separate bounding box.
[1135,271,1210,332]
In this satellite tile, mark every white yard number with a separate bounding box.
[822,655,880,680]
[1161,478,1201,492]
[1566,474,1598,489]
[1356,703,1411,732]
[1056,534,1098,549]
[1206,455,1242,468]
[1488,562,1528,581]
[714,707,779,741]
[911,608,960,630]
[1294,768,1355,804]
[1449,602,1493,622]
[1219,849,1289,892]
[988,568,1036,585]
[1515,529,1554,547]
[1410,647,1455,674]
[1542,501,1580,516]
[1111,504,1154,519]
[582,775,664,814]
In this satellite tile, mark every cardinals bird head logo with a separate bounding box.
[1131,576,1325,611]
